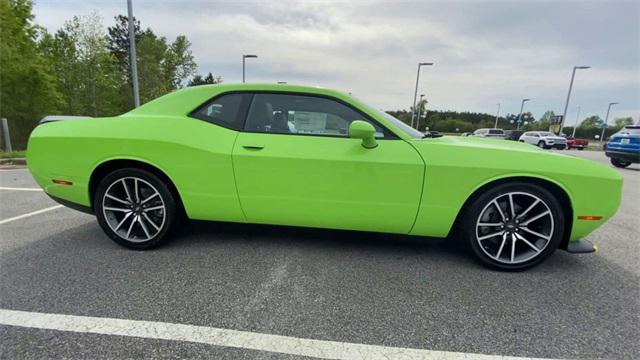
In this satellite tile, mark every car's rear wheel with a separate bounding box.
[95,168,178,249]
[462,182,564,270]
[611,158,631,168]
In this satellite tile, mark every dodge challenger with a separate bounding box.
[27,83,623,270]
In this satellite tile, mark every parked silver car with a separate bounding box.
[472,128,506,138]
[518,131,567,149]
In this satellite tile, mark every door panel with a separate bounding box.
[232,133,424,234]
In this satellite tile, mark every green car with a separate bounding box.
[27,83,623,270]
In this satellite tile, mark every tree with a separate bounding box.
[164,35,197,88]
[106,16,197,109]
[579,115,604,129]
[0,0,61,149]
[613,117,633,129]
[188,72,223,86]
[40,13,121,117]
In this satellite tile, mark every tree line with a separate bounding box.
[388,99,634,138]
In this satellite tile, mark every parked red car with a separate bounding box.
[565,136,588,150]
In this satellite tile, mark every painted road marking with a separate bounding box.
[0,309,556,360]
[0,187,42,191]
[0,205,63,225]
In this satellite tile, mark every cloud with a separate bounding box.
[33,0,639,122]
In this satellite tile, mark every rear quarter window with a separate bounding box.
[190,93,252,130]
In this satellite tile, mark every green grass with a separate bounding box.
[0,150,26,159]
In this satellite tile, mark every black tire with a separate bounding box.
[537,141,547,149]
[94,168,179,249]
[461,182,564,271]
[577,147,584,150]
[611,158,631,168]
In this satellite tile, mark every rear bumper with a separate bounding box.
[605,150,640,163]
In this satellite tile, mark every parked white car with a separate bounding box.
[518,131,567,149]
[472,128,506,138]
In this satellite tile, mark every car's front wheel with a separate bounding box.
[537,141,547,149]
[94,168,178,249]
[611,158,631,168]
[462,182,564,270]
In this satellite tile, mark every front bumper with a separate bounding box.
[605,150,640,163]
[565,239,597,254]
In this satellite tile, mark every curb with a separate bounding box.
[0,158,26,168]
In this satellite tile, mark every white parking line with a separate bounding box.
[0,309,556,360]
[0,205,63,225]
[0,187,42,191]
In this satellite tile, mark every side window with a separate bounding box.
[244,93,387,138]
[190,93,252,130]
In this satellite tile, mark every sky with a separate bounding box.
[34,0,639,124]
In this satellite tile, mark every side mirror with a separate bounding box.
[349,120,378,149]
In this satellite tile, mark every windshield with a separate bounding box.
[368,108,424,139]
[540,132,554,136]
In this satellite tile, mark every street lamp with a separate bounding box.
[410,62,434,128]
[242,54,258,83]
[516,98,531,130]
[571,106,581,138]
[416,94,425,128]
[559,65,591,134]
[494,103,501,128]
[600,102,619,145]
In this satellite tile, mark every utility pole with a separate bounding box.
[127,0,140,107]
[494,103,501,128]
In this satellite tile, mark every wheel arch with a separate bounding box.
[88,158,186,216]
[448,175,574,250]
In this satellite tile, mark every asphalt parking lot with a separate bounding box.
[1,150,638,359]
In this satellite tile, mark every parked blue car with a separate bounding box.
[605,125,640,168]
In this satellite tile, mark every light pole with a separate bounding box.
[516,98,530,130]
[494,103,501,128]
[416,94,425,129]
[242,54,258,83]
[410,62,434,128]
[559,65,591,134]
[600,102,618,145]
[571,106,581,138]
[127,0,140,107]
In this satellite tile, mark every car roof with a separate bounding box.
[126,83,356,118]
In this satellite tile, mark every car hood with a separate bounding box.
[408,135,621,181]
[413,135,544,153]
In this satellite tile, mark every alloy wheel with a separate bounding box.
[475,191,554,264]
[102,176,166,242]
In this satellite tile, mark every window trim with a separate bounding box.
[189,90,399,140]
